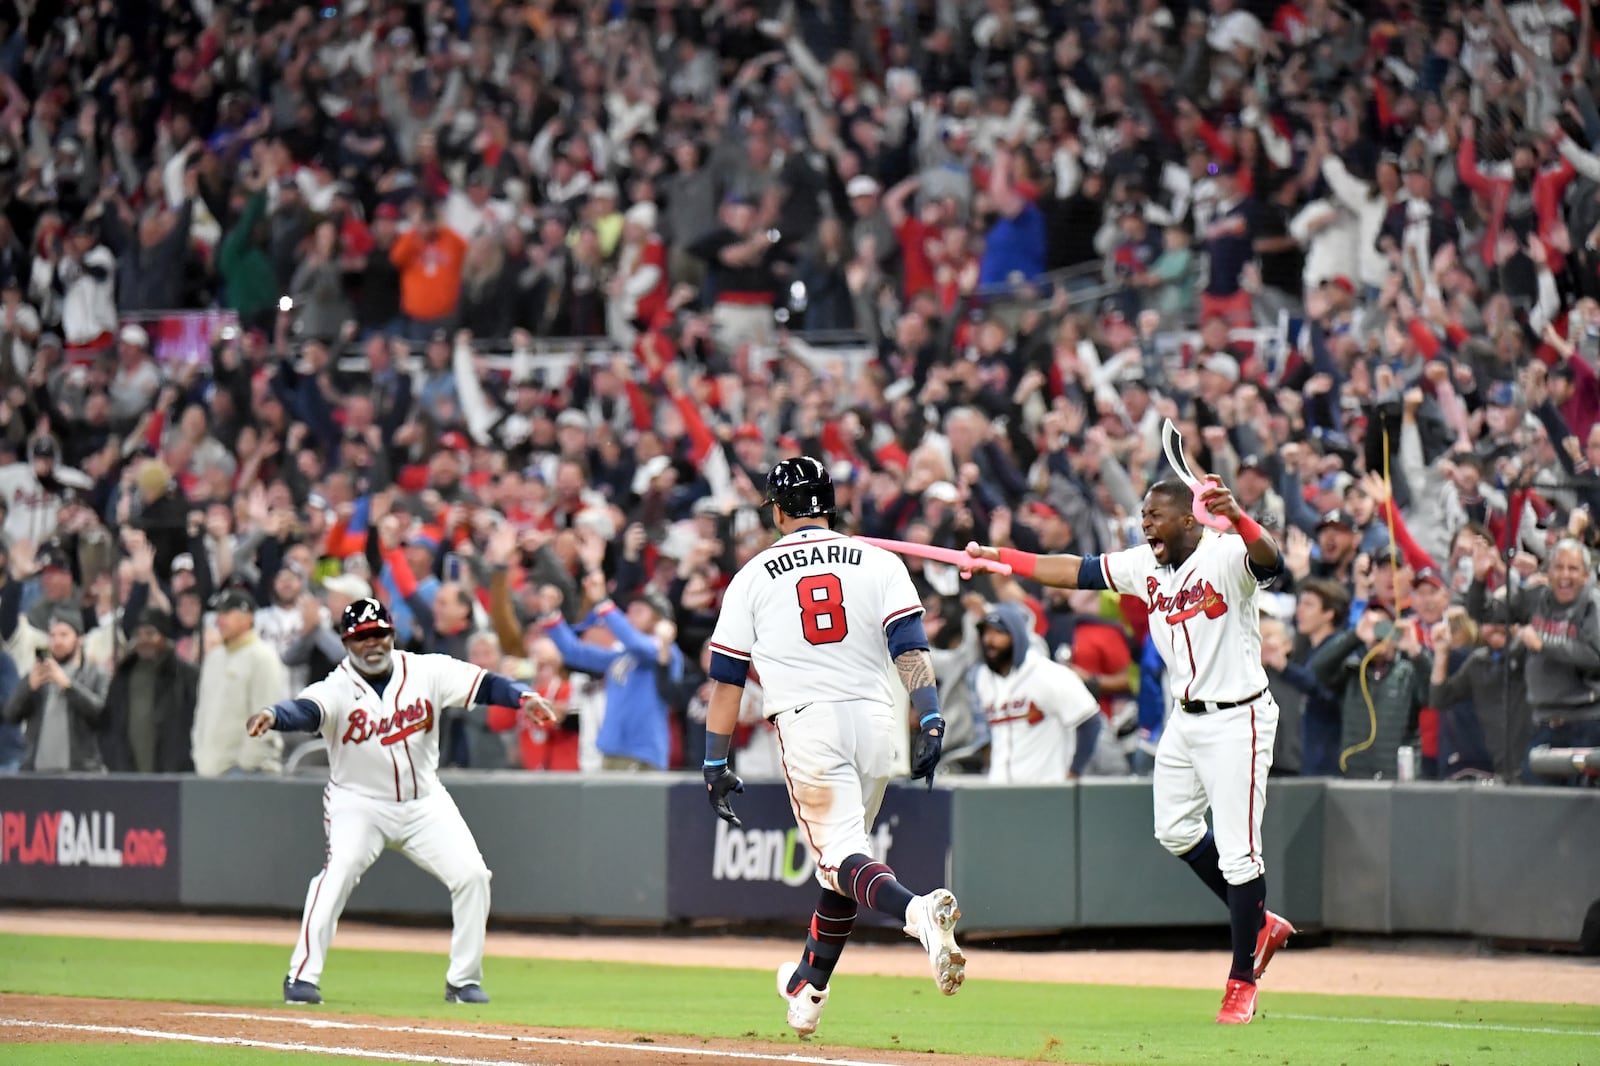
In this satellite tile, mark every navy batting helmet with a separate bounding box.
[339,597,394,641]
[765,456,835,518]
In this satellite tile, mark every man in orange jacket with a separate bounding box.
[391,200,467,341]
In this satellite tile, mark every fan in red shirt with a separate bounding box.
[609,202,669,343]
[883,176,956,301]
[1542,304,1600,444]
[485,636,580,771]
[1057,589,1136,721]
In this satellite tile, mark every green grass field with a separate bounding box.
[2,933,1596,1065]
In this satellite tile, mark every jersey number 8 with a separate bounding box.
[796,574,848,646]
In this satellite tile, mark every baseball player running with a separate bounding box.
[973,602,1103,783]
[968,478,1295,1024]
[245,597,555,1007]
[703,457,964,1040]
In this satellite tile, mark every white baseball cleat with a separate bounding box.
[904,889,966,995]
[776,961,829,1039]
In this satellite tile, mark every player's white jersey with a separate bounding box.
[974,655,1099,784]
[708,527,923,716]
[297,649,487,802]
[256,603,331,693]
[1102,530,1269,705]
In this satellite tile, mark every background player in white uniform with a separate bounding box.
[245,598,554,1007]
[972,602,1102,783]
[702,457,964,1041]
[967,478,1295,1025]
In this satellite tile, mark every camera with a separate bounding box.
[35,647,49,662]
[1373,388,1403,421]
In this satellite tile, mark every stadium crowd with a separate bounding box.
[0,0,1599,786]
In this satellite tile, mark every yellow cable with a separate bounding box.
[1339,642,1384,774]
[1339,425,1401,775]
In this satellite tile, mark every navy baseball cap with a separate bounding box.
[340,597,394,640]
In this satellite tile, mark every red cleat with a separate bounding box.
[1216,978,1257,1024]
[1253,910,1295,980]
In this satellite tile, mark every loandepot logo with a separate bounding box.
[712,818,895,886]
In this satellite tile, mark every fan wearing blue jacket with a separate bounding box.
[537,576,683,770]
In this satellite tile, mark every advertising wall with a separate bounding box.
[0,776,180,905]
[0,775,1594,947]
[666,782,951,924]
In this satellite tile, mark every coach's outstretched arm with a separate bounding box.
[245,676,555,737]
[245,697,325,735]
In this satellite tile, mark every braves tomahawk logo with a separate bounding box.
[1147,576,1228,626]
[342,698,435,746]
[986,699,1047,727]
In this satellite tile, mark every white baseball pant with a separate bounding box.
[770,700,896,894]
[289,784,492,988]
[1152,695,1279,885]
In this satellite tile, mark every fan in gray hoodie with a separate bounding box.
[969,602,1103,783]
[1467,539,1600,779]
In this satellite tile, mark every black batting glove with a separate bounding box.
[909,714,945,790]
[704,762,744,826]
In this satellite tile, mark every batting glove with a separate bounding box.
[909,714,945,790]
[704,763,745,826]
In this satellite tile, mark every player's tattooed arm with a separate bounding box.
[894,649,937,693]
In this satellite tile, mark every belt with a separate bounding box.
[1180,689,1265,716]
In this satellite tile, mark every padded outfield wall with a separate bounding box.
[0,775,1594,946]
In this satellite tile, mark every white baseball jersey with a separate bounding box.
[974,655,1099,784]
[708,527,923,716]
[1101,530,1269,705]
[256,603,331,693]
[297,650,488,802]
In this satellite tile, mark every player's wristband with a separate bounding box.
[909,685,939,720]
[1234,514,1264,544]
[704,730,732,767]
[997,547,1038,579]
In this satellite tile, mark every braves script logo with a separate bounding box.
[1146,576,1228,625]
[342,698,435,746]
[988,698,1047,727]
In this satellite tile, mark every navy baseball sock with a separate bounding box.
[1177,830,1230,904]
[1226,876,1267,983]
[786,889,857,993]
[835,853,916,923]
